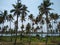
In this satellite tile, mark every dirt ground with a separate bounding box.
[0,42,58,45]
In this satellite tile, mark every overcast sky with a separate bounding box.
[0,0,60,31]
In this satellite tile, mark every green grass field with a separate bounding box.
[0,36,60,45]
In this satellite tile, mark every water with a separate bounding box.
[0,33,59,37]
[0,34,20,36]
[30,33,59,37]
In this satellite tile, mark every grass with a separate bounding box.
[0,36,60,45]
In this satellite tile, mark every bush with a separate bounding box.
[36,34,40,39]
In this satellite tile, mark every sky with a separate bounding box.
[0,0,60,31]
[0,0,60,16]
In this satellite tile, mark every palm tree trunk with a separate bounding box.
[1,22,4,37]
[29,22,33,45]
[41,30,43,39]
[14,0,19,45]
[10,21,12,42]
[29,34,31,45]
[51,20,54,40]
[29,23,32,45]
[20,20,23,40]
[0,23,4,42]
[45,11,48,45]
[0,22,4,42]
[14,15,18,45]
[59,31,60,36]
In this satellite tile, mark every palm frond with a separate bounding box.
[12,4,16,8]
[10,9,15,13]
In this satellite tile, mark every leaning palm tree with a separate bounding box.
[20,5,29,40]
[7,14,14,42]
[10,0,22,45]
[38,0,53,45]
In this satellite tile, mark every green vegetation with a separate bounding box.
[0,36,60,45]
[0,0,60,45]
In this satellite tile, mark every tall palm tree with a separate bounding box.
[20,5,29,40]
[7,14,14,42]
[10,0,22,45]
[38,0,53,45]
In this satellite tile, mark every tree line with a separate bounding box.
[0,0,60,45]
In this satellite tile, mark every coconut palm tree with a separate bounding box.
[20,5,29,40]
[26,23,31,45]
[38,0,53,45]
[0,10,8,42]
[28,14,35,45]
[10,0,22,45]
[0,10,8,36]
[50,13,59,36]
[26,23,31,34]
[3,10,8,25]
[29,14,34,32]
[7,14,14,41]
[50,13,59,26]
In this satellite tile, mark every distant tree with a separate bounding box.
[0,10,8,37]
[36,34,40,39]
[29,14,34,32]
[57,22,60,36]
[50,13,59,37]
[26,23,31,34]
[40,26,43,38]
[7,14,14,41]
[50,13,59,29]
[26,23,31,45]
